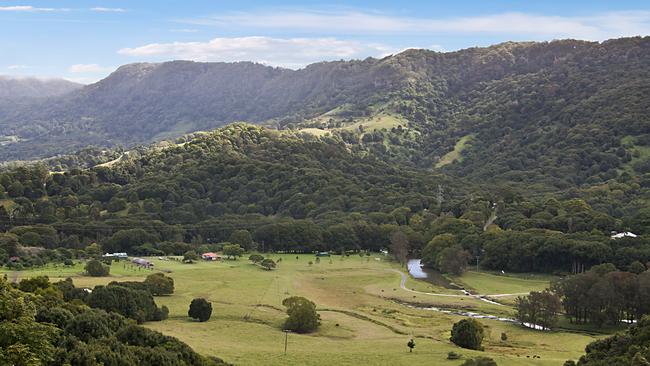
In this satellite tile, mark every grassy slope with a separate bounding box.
[453,271,556,295]
[3,255,599,366]
[435,134,475,168]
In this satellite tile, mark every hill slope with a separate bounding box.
[1,37,649,195]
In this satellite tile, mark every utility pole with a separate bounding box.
[283,330,290,354]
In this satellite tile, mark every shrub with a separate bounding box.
[188,298,212,322]
[451,318,485,350]
[461,357,498,366]
[85,259,110,277]
[249,254,264,263]
[447,351,462,360]
[260,258,276,270]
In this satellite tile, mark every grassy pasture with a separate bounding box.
[435,134,474,168]
[3,255,600,365]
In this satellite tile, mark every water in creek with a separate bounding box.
[396,300,548,331]
[406,259,461,289]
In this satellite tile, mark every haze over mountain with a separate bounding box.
[0,76,82,101]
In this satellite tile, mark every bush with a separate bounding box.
[282,296,320,333]
[461,357,498,366]
[85,259,110,277]
[260,258,276,270]
[447,351,462,360]
[188,298,212,322]
[249,254,264,263]
[451,318,485,350]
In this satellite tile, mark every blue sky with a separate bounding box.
[2,0,649,83]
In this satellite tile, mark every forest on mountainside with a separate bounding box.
[0,124,648,278]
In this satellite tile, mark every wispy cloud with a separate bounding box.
[182,9,650,40]
[68,64,114,73]
[91,7,126,13]
[0,5,68,12]
[171,28,199,33]
[118,36,396,69]
[7,64,30,70]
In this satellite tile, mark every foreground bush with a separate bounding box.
[451,318,485,350]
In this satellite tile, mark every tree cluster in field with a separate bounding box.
[515,290,562,330]
[0,277,227,366]
[57,274,174,324]
[551,263,650,326]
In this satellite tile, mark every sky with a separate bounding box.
[1,0,650,83]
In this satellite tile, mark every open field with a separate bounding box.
[3,255,602,366]
[453,271,556,295]
[435,134,474,168]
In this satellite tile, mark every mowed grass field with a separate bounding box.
[2,255,600,366]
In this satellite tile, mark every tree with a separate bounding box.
[407,339,415,352]
[282,296,320,333]
[629,261,646,274]
[421,233,457,268]
[222,244,244,260]
[389,230,409,267]
[437,245,472,275]
[183,250,199,263]
[228,230,253,250]
[85,259,110,277]
[260,258,276,270]
[249,254,264,264]
[143,273,174,295]
[188,298,212,322]
[451,318,484,350]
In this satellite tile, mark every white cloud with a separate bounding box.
[0,5,67,12]
[7,64,30,70]
[118,36,397,69]
[171,28,199,33]
[91,7,126,13]
[68,64,114,73]
[183,9,650,40]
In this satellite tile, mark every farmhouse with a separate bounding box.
[611,232,638,239]
[202,252,222,261]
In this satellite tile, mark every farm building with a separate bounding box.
[202,252,222,261]
[131,257,154,268]
[611,232,638,239]
[103,252,128,259]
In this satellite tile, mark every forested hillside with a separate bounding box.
[2,36,649,195]
[0,124,649,278]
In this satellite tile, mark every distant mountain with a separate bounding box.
[0,76,82,101]
[1,37,649,195]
